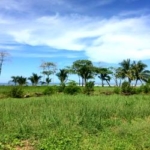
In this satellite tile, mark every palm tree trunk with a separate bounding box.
[106,80,111,87]
[119,79,122,87]
[84,78,87,86]
[128,78,131,85]
[140,79,143,85]
[101,79,104,87]
[115,78,118,87]
[82,78,84,87]
[78,75,81,86]
[134,79,138,87]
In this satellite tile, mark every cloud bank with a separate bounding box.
[0,0,150,63]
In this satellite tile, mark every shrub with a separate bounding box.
[8,86,24,98]
[121,81,131,94]
[121,81,136,95]
[64,86,81,95]
[83,81,95,95]
[64,81,81,95]
[57,83,66,92]
[113,87,120,94]
[135,87,142,94]
[140,84,150,94]
[67,80,78,86]
[43,86,56,95]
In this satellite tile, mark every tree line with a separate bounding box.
[8,59,150,87]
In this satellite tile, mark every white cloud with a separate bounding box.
[1,12,150,63]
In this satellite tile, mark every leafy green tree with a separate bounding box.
[131,61,150,86]
[16,76,27,86]
[72,60,94,86]
[9,76,19,86]
[95,67,112,87]
[28,73,42,86]
[45,77,51,85]
[28,76,34,86]
[56,69,68,84]
[109,67,123,87]
[119,59,133,84]
[65,66,81,86]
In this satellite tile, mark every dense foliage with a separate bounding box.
[0,90,150,149]
[8,59,150,88]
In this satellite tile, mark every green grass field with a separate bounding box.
[0,86,150,149]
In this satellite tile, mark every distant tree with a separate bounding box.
[56,69,68,84]
[95,67,112,87]
[28,76,34,86]
[40,61,57,83]
[119,59,150,86]
[45,77,51,85]
[0,51,10,75]
[16,76,27,86]
[72,60,94,86]
[119,59,133,84]
[109,67,124,87]
[131,61,150,86]
[9,76,19,86]
[28,73,42,86]
[65,65,81,86]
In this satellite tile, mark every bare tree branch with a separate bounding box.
[0,51,10,75]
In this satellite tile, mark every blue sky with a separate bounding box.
[1,0,150,83]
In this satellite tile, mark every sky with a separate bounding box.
[0,0,150,83]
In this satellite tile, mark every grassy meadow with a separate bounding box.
[0,86,150,149]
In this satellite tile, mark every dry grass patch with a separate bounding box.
[15,140,34,150]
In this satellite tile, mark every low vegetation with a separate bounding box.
[0,85,150,149]
[0,58,150,149]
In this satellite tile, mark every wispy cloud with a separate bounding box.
[2,12,149,63]
[120,9,150,17]
[0,0,150,63]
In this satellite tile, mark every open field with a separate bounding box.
[0,86,150,149]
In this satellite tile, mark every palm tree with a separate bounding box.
[109,67,124,87]
[56,69,68,84]
[131,61,150,86]
[79,65,94,86]
[96,68,112,87]
[72,60,94,86]
[66,66,82,86]
[9,76,19,86]
[119,59,133,84]
[45,77,51,85]
[28,76,34,86]
[17,76,27,86]
[28,73,42,86]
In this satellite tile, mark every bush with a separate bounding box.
[83,81,95,95]
[121,81,131,94]
[135,87,142,94]
[43,86,56,95]
[121,81,136,95]
[113,87,120,94]
[64,81,81,95]
[67,80,78,86]
[140,84,150,94]
[57,83,66,92]
[64,86,81,95]
[8,86,24,98]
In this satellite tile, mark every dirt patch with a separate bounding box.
[15,140,34,150]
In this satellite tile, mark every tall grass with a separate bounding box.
[0,93,150,149]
